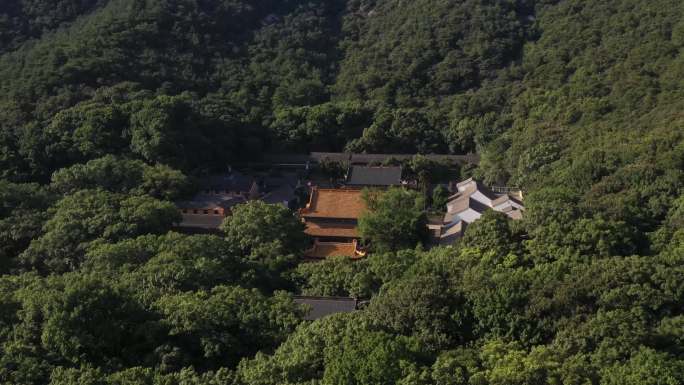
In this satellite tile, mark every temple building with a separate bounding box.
[299,187,367,259]
[435,178,524,244]
[176,195,246,230]
[176,170,299,231]
[345,166,403,187]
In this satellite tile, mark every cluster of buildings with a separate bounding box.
[174,156,523,320]
[175,162,524,258]
[175,169,300,231]
[174,164,406,255]
[431,178,525,244]
[292,175,524,320]
[299,165,406,259]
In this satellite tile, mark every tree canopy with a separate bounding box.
[358,187,428,251]
[1,0,683,383]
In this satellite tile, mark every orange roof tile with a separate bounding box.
[304,240,366,259]
[301,188,366,219]
[303,220,359,238]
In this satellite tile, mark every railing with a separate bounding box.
[490,186,522,194]
[490,186,524,201]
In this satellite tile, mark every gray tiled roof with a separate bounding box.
[177,214,225,229]
[347,166,402,186]
[439,221,465,244]
[447,196,489,216]
[176,195,246,210]
[202,172,254,193]
[262,184,296,206]
[294,296,357,320]
[262,153,480,165]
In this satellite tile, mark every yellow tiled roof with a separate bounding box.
[303,220,359,238]
[304,240,365,259]
[300,188,366,219]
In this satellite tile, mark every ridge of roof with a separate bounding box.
[303,220,359,238]
[304,239,366,259]
[293,295,358,301]
[456,177,474,188]
[176,194,246,210]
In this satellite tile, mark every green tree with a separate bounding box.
[367,273,473,352]
[49,366,107,385]
[51,155,190,200]
[221,201,306,287]
[129,95,194,166]
[154,286,304,370]
[600,348,684,385]
[431,185,450,211]
[323,330,416,385]
[475,340,562,385]
[222,201,306,255]
[431,348,480,385]
[346,109,447,154]
[0,181,55,272]
[83,233,246,302]
[293,256,377,298]
[41,101,129,169]
[461,210,521,259]
[359,188,428,251]
[16,274,154,369]
[20,190,179,273]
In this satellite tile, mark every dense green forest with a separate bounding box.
[0,0,683,384]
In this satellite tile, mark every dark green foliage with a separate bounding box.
[600,348,684,385]
[0,181,56,273]
[292,256,377,298]
[20,274,151,368]
[0,231,304,383]
[334,0,532,107]
[19,189,180,273]
[1,0,684,383]
[367,273,473,353]
[431,185,450,211]
[0,0,106,53]
[322,330,416,385]
[271,102,372,152]
[358,187,428,251]
[51,155,191,200]
[221,201,307,257]
[84,233,249,300]
[460,210,521,258]
[154,286,304,370]
[221,201,306,289]
[345,109,447,153]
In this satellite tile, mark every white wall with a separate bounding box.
[457,180,475,193]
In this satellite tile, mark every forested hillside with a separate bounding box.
[1,0,683,384]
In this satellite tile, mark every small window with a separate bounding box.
[193,209,198,214]
[182,209,187,214]
[214,210,219,215]
[203,210,209,214]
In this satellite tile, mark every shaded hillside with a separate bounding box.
[0,0,107,53]
[0,1,683,384]
[0,0,547,180]
[1,0,682,238]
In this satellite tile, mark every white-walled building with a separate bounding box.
[436,178,524,244]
